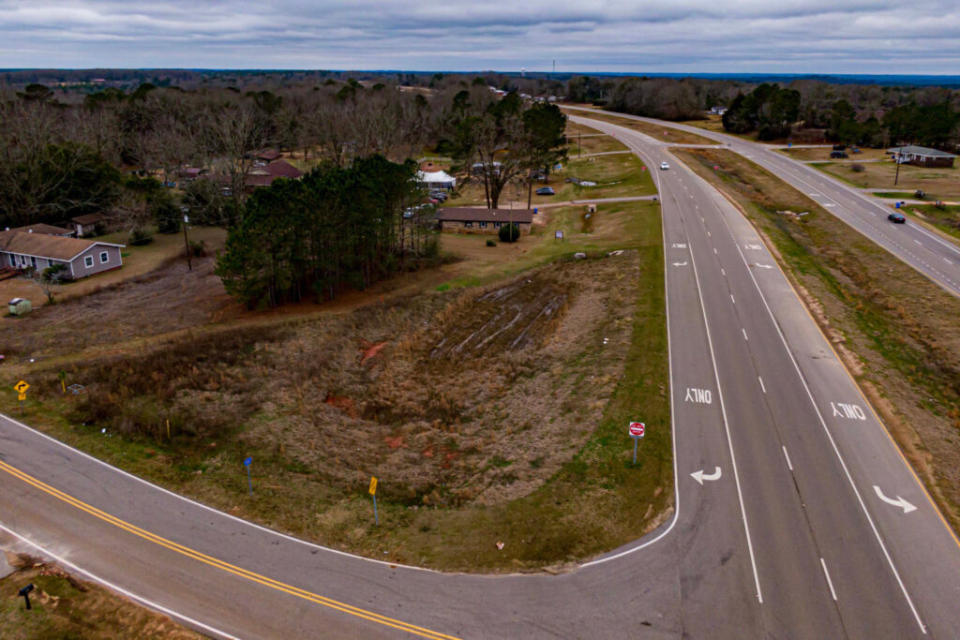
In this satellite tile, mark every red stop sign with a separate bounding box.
[629,422,645,437]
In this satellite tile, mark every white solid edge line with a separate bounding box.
[684,206,764,604]
[0,411,434,575]
[0,521,241,640]
[782,446,793,472]
[820,557,838,602]
[718,219,927,633]
[581,128,680,568]
[758,376,766,395]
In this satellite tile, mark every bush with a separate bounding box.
[498,223,520,243]
[188,239,207,258]
[486,239,497,247]
[129,227,153,246]
[41,263,69,283]
[850,163,865,173]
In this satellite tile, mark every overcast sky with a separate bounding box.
[2,1,960,74]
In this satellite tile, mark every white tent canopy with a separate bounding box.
[417,170,456,189]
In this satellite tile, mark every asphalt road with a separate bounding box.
[1,115,959,639]
[564,106,960,298]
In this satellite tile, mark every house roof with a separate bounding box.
[245,160,304,188]
[418,170,456,185]
[0,231,123,262]
[436,208,534,224]
[255,148,282,161]
[72,213,107,225]
[8,223,73,236]
[887,145,957,158]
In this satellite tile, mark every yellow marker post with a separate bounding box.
[14,380,28,414]
[369,476,379,525]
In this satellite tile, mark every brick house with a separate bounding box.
[435,208,534,234]
[888,145,957,168]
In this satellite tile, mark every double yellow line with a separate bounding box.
[0,459,460,640]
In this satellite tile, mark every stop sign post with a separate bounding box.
[629,422,645,465]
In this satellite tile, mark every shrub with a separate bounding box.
[129,227,154,246]
[486,239,497,247]
[850,163,865,173]
[188,239,207,258]
[498,223,520,243]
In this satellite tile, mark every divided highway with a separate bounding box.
[1,114,959,638]
[565,105,960,298]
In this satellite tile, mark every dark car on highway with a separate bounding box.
[888,212,906,224]
[536,186,555,196]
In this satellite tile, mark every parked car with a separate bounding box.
[536,186,555,196]
[888,212,906,224]
[430,190,448,202]
[660,161,670,170]
[830,150,848,159]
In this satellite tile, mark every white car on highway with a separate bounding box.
[660,161,670,170]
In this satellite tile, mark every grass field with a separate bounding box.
[675,147,960,536]
[778,147,887,162]
[446,152,655,209]
[904,204,960,241]
[565,122,629,155]
[814,158,960,199]
[1,553,202,640]
[3,196,670,572]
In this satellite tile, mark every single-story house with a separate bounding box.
[418,170,457,190]
[253,148,282,164]
[0,229,124,279]
[178,167,207,183]
[435,208,534,235]
[72,213,107,238]
[887,145,956,168]
[4,223,74,237]
[244,160,304,191]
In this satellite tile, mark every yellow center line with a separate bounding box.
[0,459,460,640]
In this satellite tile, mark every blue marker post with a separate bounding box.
[244,457,253,495]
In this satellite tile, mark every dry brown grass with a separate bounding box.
[816,158,960,198]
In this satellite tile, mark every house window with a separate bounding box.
[100,251,109,264]
[30,256,36,268]
[84,255,94,268]
[494,222,501,228]
[464,221,473,228]
[479,222,487,228]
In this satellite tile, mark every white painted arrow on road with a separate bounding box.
[672,261,688,267]
[873,485,917,514]
[691,467,722,485]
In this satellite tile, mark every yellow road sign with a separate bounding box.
[13,380,29,394]
[368,476,378,495]
[17,393,26,402]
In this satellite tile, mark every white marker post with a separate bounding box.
[628,422,645,465]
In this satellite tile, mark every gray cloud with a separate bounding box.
[0,1,959,73]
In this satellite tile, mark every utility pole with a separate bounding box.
[894,144,904,186]
[182,213,192,271]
